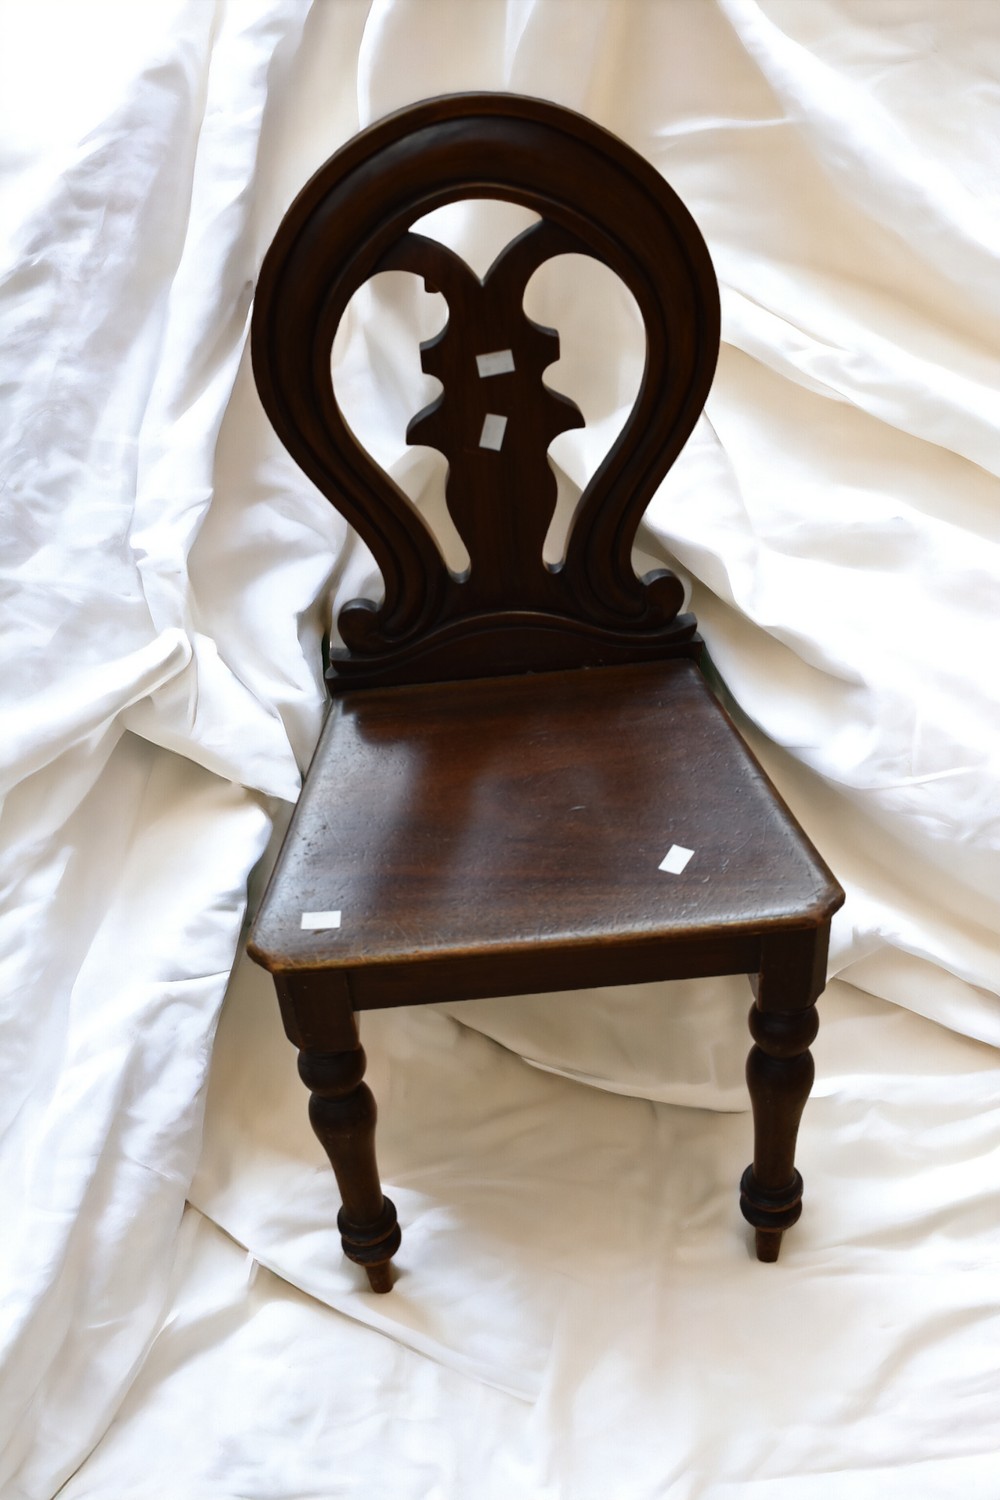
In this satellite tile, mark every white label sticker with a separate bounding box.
[479,413,508,451]
[659,845,694,874]
[476,349,516,377]
[300,910,342,930]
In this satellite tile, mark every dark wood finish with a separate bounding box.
[276,973,400,1292]
[740,928,829,1262]
[250,662,836,981]
[252,92,718,689]
[249,93,845,1291]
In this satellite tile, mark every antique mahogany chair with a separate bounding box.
[248,94,844,1292]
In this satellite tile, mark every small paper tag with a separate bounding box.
[659,845,694,874]
[479,413,508,450]
[476,349,516,377]
[300,910,342,930]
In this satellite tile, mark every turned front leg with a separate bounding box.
[741,927,828,1263]
[298,1046,400,1292]
[275,973,400,1293]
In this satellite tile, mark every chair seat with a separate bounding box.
[250,660,840,1005]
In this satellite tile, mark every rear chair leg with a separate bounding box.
[277,975,400,1292]
[741,927,828,1262]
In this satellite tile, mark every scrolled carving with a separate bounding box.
[252,93,720,689]
[379,224,586,613]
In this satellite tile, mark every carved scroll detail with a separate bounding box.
[252,95,720,689]
[377,225,585,612]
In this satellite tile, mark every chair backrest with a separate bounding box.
[252,93,720,690]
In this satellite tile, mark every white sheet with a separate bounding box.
[65,984,1000,1497]
[1,1,998,1495]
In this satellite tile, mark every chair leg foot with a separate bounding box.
[337,1196,401,1291]
[755,1227,783,1263]
[740,1163,804,1260]
[364,1261,394,1294]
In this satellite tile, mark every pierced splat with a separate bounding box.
[376,223,587,611]
[252,93,721,689]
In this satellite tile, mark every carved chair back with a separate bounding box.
[251,93,720,690]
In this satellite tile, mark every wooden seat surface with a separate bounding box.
[250,660,840,995]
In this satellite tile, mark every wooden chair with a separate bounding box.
[248,93,844,1292]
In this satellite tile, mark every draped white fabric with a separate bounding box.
[1,1,998,1495]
